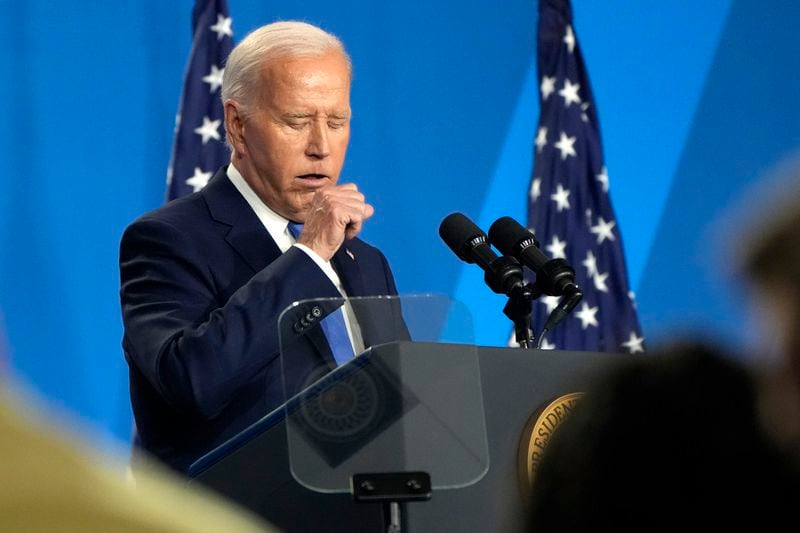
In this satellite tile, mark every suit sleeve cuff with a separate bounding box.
[292,243,343,293]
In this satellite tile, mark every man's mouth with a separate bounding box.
[295,173,330,189]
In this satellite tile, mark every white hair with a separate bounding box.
[221,21,351,115]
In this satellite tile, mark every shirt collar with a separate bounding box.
[226,163,290,240]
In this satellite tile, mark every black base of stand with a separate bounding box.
[503,283,539,348]
[352,472,432,533]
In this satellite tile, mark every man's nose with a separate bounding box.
[305,120,330,159]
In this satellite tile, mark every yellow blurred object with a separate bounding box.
[0,390,275,532]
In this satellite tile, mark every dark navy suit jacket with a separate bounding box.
[119,167,400,474]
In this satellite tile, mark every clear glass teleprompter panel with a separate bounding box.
[278,294,488,494]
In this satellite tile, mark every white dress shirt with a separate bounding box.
[226,164,365,355]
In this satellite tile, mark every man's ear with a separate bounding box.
[224,100,246,157]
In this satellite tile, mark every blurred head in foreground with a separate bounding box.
[739,157,800,457]
[527,342,798,531]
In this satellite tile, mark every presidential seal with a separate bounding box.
[518,392,583,497]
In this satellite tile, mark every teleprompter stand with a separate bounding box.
[352,471,432,533]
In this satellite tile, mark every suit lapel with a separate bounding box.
[202,167,282,274]
[331,243,366,297]
[226,222,282,274]
[202,167,348,366]
[332,242,390,349]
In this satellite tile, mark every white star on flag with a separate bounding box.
[210,14,233,40]
[540,76,556,100]
[546,235,567,259]
[530,178,542,202]
[564,25,576,53]
[596,166,609,193]
[550,183,571,212]
[582,250,598,277]
[558,79,582,108]
[194,116,222,144]
[202,65,224,93]
[541,295,560,314]
[593,271,609,293]
[574,302,599,329]
[621,331,645,353]
[590,217,616,244]
[554,132,577,160]
[535,127,548,153]
[185,167,213,192]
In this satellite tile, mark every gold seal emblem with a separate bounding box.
[518,392,583,497]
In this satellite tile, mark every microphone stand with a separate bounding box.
[478,254,540,349]
[502,281,540,349]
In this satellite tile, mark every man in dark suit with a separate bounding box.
[119,21,399,474]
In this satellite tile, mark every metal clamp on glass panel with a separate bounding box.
[352,472,432,533]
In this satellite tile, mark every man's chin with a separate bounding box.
[284,202,313,224]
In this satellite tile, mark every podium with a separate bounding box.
[188,297,623,532]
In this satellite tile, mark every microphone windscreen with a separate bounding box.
[439,213,485,263]
[488,216,529,255]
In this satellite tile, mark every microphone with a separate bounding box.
[488,216,583,345]
[488,216,578,297]
[439,213,527,297]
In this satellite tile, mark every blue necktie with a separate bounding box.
[287,222,354,365]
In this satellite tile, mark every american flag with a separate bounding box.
[525,0,644,353]
[166,0,233,201]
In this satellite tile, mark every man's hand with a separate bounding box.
[297,183,374,261]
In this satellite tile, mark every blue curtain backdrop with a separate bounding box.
[1,0,798,447]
